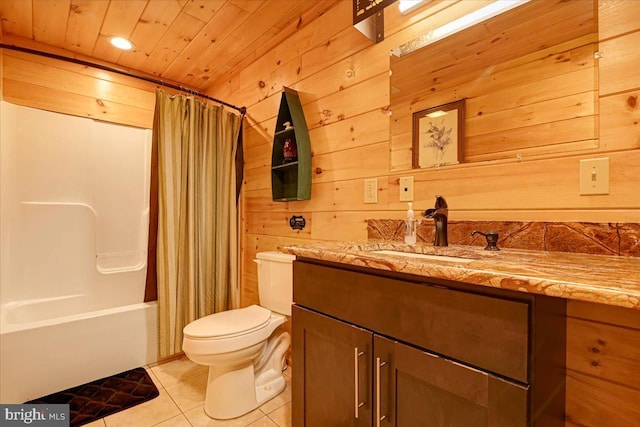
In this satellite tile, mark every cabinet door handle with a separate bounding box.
[354,347,365,419]
[376,357,387,427]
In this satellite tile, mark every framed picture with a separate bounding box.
[412,99,465,169]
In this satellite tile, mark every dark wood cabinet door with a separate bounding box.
[374,335,529,427]
[292,306,372,427]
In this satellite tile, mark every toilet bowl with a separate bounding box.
[182,251,295,420]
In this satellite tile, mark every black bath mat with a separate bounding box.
[26,367,159,426]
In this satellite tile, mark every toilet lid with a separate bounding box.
[183,305,272,339]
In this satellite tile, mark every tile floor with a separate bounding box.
[84,356,292,427]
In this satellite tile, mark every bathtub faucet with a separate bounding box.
[423,195,448,247]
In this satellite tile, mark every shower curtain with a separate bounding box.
[148,89,243,358]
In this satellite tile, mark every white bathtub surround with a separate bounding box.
[0,102,158,402]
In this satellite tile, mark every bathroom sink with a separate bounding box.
[371,250,474,263]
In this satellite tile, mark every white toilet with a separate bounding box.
[182,251,294,420]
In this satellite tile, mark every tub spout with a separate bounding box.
[423,195,448,247]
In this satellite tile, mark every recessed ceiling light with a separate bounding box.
[110,37,134,50]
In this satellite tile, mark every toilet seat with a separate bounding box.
[182,306,286,355]
[184,305,271,340]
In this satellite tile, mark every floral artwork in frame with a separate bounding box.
[412,99,465,169]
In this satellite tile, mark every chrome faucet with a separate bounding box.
[423,195,448,247]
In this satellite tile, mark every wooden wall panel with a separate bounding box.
[465,117,598,158]
[310,211,376,242]
[215,2,640,426]
[466,92,596,136]
[465,68,596,118]
[308,179,390,213]
[228,1,639,311]
[599,30,640,96]
[3,54,155,106]
[564,301,640,427]
[245,212,313,239]
[299,26,371,83]
[2,1,639,425]
[244,117,275,150]
[568,300,640,330]
[598,0,640,40]
[385,151,639,211]
[243,164,271,192]
[244,141,272,171]
[312,141,390,183]
[245,178,390,217]
[600,90,640,151]
[301,72,389,129]
[565,369,640,427]
[2,79,152,128]
[567,318,640,388]
[245,188,293,214]
[1,49,157,129]
[309,110,390,156]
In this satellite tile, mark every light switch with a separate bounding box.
[579,158,609,195]
[399,176,414,201]
[364,178,378,203]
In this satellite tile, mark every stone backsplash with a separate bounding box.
[367,220,640,257]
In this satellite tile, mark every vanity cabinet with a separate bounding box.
[292,259,566,427]
[292,306,372,426]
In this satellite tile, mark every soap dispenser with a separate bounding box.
[405,202,417,245]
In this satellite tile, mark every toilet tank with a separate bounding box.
[255,251,296,316]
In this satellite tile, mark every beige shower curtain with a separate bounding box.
[151,89,242,358]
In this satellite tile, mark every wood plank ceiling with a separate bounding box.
[0,0,339,91]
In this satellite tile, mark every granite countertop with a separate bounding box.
[282,241,640,310]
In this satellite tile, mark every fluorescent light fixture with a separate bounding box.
[433,0,528,41]
[398,0,428,14]
[110,37,134,50]
[426,110,448,118]
[392,0,530,57]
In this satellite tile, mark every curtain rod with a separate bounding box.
[0,43,247,116]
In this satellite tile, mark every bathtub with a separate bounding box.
[0,103,157,403]
[0,297,158,403]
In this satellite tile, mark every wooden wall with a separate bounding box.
[203,0,639,307]
[205,1,640,425]
[2,47,160,129]
[2,1,639,425]
[565,301,640,426]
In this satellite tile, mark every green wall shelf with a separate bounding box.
[271,87,311,201]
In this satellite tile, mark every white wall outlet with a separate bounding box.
[399,176,414,201]
[364,178,378,203]
[580,158,609,195]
